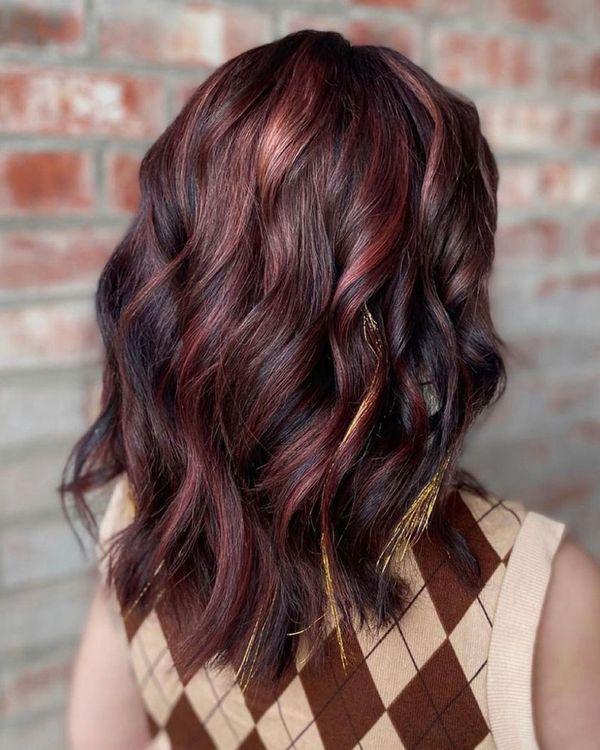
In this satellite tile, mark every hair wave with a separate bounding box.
[61,29,505,686]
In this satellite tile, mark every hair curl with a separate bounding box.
[61,29,506,686]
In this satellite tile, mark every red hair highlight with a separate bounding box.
[61,30,505,686]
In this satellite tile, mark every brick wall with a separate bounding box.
[0,1,598,747]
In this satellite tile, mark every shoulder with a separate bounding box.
[532,532,600,749]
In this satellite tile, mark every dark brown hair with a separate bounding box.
[61,29,505,686]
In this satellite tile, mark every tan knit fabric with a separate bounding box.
[96,475,565,750]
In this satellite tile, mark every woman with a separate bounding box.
[61,30,600,750]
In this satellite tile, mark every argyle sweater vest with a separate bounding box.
[96,475,565,750]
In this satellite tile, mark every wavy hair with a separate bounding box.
[61,29,505,687]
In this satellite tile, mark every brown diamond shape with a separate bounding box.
[414,718,455,749]
[299,629,350,716]
[239,652,299,725]
[237,727,269,750]
[425,516,502,635]
[419,639,467,713]
[119,599,147,642]
[146,712,159,739]
[441,683,489,748]
[314,686,360,750]
[335,657,386,742]
[166,692,217,750]
[243,676,288,725]
[387,671,438,748]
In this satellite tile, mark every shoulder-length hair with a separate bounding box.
[61,29,505,687]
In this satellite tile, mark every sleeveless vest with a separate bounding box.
[96,475,565,750]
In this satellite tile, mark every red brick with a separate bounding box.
[549,44,600,92]
[172,79,205,114]
[0,68,165,138]
[104,150,142,213]
[282,12,419,61]
[546,378,600,414]
[0,444,78,519]
[532,477,596,511]
[0,648,72,719]
[583,218,600,257]
[0,228,118,295]
[585,109,600,147]
[570,420,600,443]
[497,163,539,209]
[0,151,94,216]
[0,0,83,50]
[480,102,576,151]
[427,0,472,11]
[538,162,599,205]
[432,30,540,88]
[538,271,600,296]
[0,577,94,653]
[0,300,100,370]
[0,375,96,449]
[490,0,580,31]
[98,3,272,66]
[350,0,420,8]
[504,333,599,372]
[495,219,563,263]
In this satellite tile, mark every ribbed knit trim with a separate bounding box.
[487,510,566,749]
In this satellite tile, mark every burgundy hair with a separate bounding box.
[61,30,505,685]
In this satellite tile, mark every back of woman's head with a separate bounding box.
[62,29,504,686]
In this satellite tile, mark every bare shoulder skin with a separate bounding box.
[532,532,600,749]
[67,577,151,750]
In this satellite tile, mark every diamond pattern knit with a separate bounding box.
[97,478,531,750]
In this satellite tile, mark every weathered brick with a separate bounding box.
[0,442,75,519]
[431,30,541,88]
[0,299,100,371]
[427,0,472,12]
[0,0,597,741]
[462,428,600,558]
[0,68,165,137]
[549,43,600,92]
[481,370,600,438]
[350,0,420,9]
[495,218,563,263]
[0,228,118,298]
[0,707,67,750]
[538,162,600,205]
[582,218,600,257]
[497,332,599,372]
[98,1,272,66]
[171,77,207,115]
[497,162,540,209]
[491,266,599,338]
[585,109,600,147]
[281,12,420,61]
[0,575,93,655]
[1,515,94,589]
[0,644,74,720]
[480,102,577,151]
[538,270,600,296]
[0,373,97,449]
[489,0,581,31]
[570,420,600,443]
[103,149,142,214]
[0,0,83,50]
[0,150,94,216]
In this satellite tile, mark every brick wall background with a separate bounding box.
[0,0,598,747]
